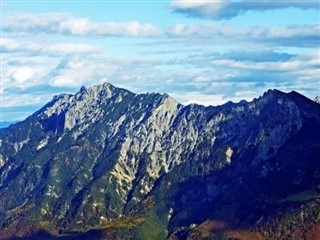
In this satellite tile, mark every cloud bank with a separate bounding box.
[4,13,320,48]
[171,0,319,20]
[1,38,104,55]
[4,13,161,37]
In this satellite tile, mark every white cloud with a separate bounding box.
[171,91,254,106]
[1,49,319,121]
[171,0,319,20]
[177,50,320,74]
[1,93,47,108]
[2,12,319,49]
[1,38,41,52]
[1,54,59,92]
[171,92,227,106]
[4,66,45,88]
[11,67,37,83]
[46,43,103,55]
[48,58,117,87]
[234,90,257,98]
[4,13,161,37]
[166,23,320,48]
[1,38,103,55]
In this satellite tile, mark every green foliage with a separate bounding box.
[138,209,167,240]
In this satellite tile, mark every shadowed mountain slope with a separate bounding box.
[0,83,319,239]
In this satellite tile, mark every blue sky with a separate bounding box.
[1,0,320,122]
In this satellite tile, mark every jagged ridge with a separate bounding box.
[0,83,319,239]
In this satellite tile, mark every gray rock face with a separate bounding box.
[0,83,319,235]
[315,96,320,104]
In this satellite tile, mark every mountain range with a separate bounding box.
[0,82,319,240]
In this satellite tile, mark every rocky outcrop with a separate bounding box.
[0,83,319,238]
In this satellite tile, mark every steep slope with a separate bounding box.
[143,91,320,240]
[0,83,319,239]
[0,83,183,234]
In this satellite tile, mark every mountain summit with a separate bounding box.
[0,83,319,240]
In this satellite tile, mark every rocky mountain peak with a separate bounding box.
[261,88,286,100]
[39,82,182,132]
[315,96,320,104]
[0,83,319,239]
[38,82,129,131]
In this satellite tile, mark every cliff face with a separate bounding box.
[0,83,319,239]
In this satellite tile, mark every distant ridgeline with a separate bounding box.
[0,121,18,129]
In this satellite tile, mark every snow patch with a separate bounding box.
[37,136,49,150]
[0,154,4,168]
[57,136,63,143]
[168,207,173,220]
[226,147,233,164]
[115,95,123,103]
[13,137,30,153]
